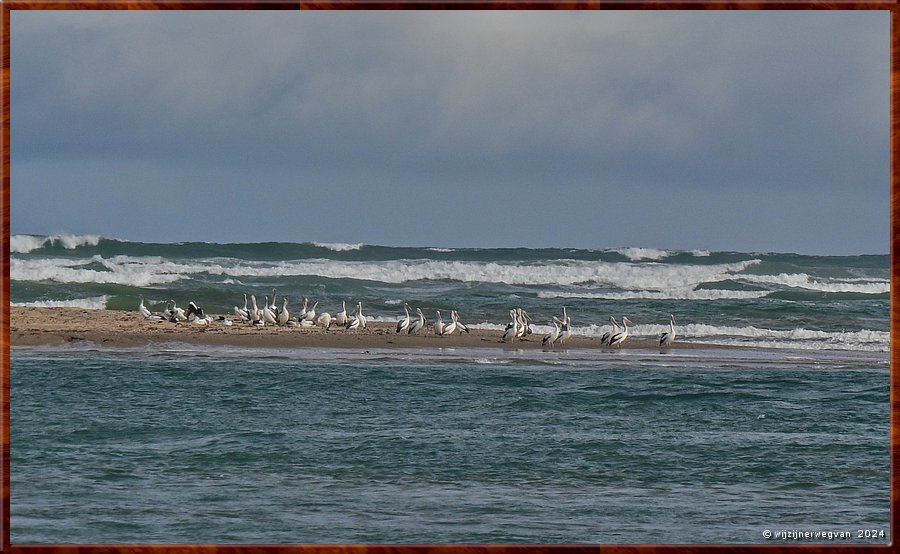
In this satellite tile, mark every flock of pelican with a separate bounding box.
[138,292,678,349]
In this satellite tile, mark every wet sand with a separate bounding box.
[7,307,726,351]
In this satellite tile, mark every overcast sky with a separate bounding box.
[10,10,889,254]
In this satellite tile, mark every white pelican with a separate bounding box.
[408,307,426,335]
[501,310,518,342]
[659,314,676,348]
[138,294,152,319]
[270,289,278,314]
[542,319,560,349]
[433,310,445,336]
[600,317,620,346]
[234,294,250,322]
[443,310,458,335]
[186,302,212,325]
[397,304,411,334]
[317,312,333,330]
[249,295,261,325]
[346,312,361,331]
[334,301,349,327]
[515,309,530,339]
[608,317,632,348]
[262,296,277,326]
[557,307,572,346]
[303,300,318,323]
[217,316,233,326]
[277,297,290,326]
[297,297,309,321]
[356,302,367,329]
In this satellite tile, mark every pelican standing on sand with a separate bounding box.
[501,310,518,343]
[433,310,445,336]
[659,314,676,348]
[600,316,620,346]
[608,317,632,348]
[443,310,458,336]
[234,293,250,322]
[277,297,290,326]
[557,307,572,346]
[542,319,560,349]
[408,307,427,335]
[397,304,411,334]
[138,294,152,319]
[334,301,349,327]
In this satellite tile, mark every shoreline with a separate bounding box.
[9,307,727,351]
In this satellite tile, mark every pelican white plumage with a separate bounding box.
[262,296,277,326]
[443,310,458,335]
[608,317,632,348]
[501,310,518,343]
[408,307,426,335]
[249,295,261,325]
[600,316,620,346]
[397,304,411,334]
[277,297,290,326]
[297,297,309,321]
[317,312,333,330]
[433,310,445,336]
[659,314,676,348]
[269,289,278,315]
[557,307,572,346]
[334,301,349,327]
[138,294,152,319]
[303,301,318,323]
[356,302,367,329]
[234,293,250,322]
[542,319,560,349]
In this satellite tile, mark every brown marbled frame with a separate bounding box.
[0,1,895,551]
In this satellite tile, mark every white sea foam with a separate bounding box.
[311,242,363,252]
[691,250,711,257]
[11,255,764,290]
[538,289,769,301]
[613,247,670,261]
[10,234,103,253]
[427,248,455,253]
[737,273,889,294]
[12,295,109,309]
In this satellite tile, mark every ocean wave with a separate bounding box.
[311,242,363,252]
[10,255,763,290]
[737,273,889,294]
[12,295,109,309]
[11,234,104,254]
[613,247,670,261]
[537,289,769,301]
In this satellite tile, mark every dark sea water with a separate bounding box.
[11,344,890,544]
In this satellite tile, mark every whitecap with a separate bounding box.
[311,241,363,252]
[613,247,670,261]
[12,295,109,310]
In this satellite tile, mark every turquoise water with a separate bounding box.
[11,344,890,544]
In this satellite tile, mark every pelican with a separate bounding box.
[501,310,518,342]
[433,310,445,336]
[515,309,530,339]
[234,293,250,322]
[443,310,458,335]
[334,301,349,327]
[303,300,318,323]
[249,295,261,325]
[557,307,572,346]
[217,315,233,326]
[297,297,309,321]
[270,289,278,315]
[346,312,361,331]
[659,314,676,348]
[542,319,560,349]
[356,302,367,329]
[408,307,427,335]
[138,294,152,319]
[600,317,620,346]
[262,296,277,326]
[317,312,333,330]
[608,317,632,348]
[277,297,290,326]
[186,302,212,325]
[397,304,411,334]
